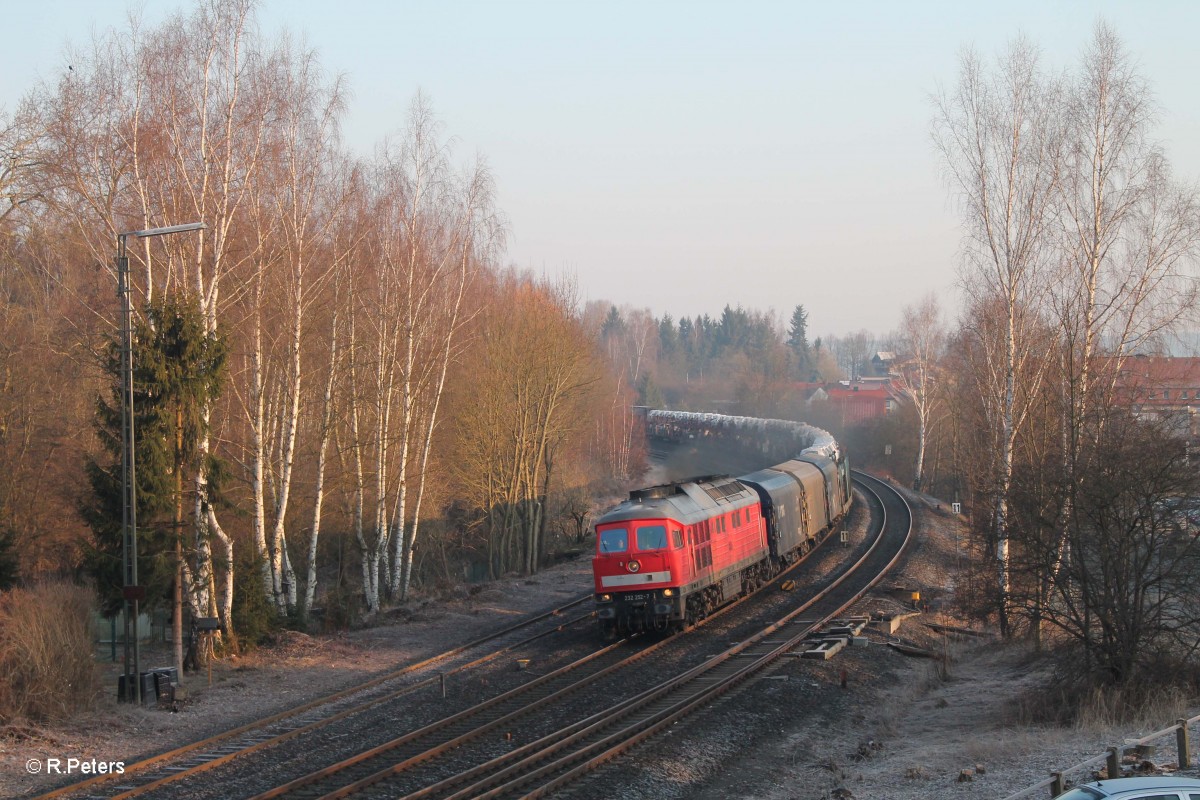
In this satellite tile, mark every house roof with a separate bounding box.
[1106,356,1200,406]
[825,384,894,400]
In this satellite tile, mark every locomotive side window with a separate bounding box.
[637,524,668,551]
[671,528,683,548]
[598,528,629,554]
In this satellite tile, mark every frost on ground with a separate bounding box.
[634,483,1200,800]
[3,480,1197,800]
[0,560,590,799]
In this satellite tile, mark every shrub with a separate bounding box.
[319,581,362,632]
[0,582,99,722]
[0,525,18,591]
[228,541,278,652]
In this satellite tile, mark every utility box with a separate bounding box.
[148,667,177,704]
[148,666,178,684]
[118,668,178,704]
[147,666,178,701]
[117,672,156,704]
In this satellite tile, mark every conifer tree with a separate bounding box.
[787,304,811,378]
[82,295,227,648]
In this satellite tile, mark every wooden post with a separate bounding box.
[441,672,446,699]
[1107,746,1121,780]
[1050,772,1065,796]
[1178,719,1191,769]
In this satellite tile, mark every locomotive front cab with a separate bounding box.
[593,520,686,636]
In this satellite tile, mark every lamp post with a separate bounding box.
[117,221,205,704]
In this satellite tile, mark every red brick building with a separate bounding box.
[1110,356,1200,440]
[792,376,905,426]
[824,382,900,425]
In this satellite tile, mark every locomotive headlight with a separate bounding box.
[661,588,674,597]
[597,593,612,603]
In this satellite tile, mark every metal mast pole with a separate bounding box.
[117,233,142,704]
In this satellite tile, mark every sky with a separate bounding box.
[4,1,1199,338]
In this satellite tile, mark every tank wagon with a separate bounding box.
[593,444,852,638]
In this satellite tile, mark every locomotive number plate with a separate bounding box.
[623,593,649,603]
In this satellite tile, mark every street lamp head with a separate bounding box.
[120,222,206,239]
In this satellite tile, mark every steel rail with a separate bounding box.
[104,611,598,800]
[467,473,910,800]
[246,490,861,800]
[246,642,638,800]
[257,478,891,800]
[34,595,593,800]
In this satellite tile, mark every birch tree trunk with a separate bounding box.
[897,294,945,492]
[304,296,341,616]
[934,39,1062,635]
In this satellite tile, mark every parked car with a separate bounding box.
[1054,776,1200,799]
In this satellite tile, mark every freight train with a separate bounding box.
[592,426,853,637]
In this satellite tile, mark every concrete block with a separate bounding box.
[802,638,847,660]
[879,611,921,634]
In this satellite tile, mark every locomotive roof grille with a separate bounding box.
[704,480,746,503]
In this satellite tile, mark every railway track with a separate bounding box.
[552,470,913,800]
[238,473,909,800]
[36,597,594,800]
[42,522,835,800]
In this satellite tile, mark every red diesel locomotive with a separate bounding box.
[593,452,853,637]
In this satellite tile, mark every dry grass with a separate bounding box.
[1075,683,1192,734]
[963,728,1066,762]
[0,582,100,723]
[1011,668,1194,734]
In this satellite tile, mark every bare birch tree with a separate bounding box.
[1053,21,1200,526]
[896,293,945,491]
[0,101,47,231]
[346,96,500,612]
[1037,22,1200,641]
[623,309,658,386]
[934,38,1063,634]
[236,34,349,613]
[395,157,500,601]
[28,0,270,634]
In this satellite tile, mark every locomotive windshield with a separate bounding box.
[636,524,668,551]
[598,528,628,553]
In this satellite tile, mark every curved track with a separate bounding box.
[240,473,910,800]
[478,472,911,800]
